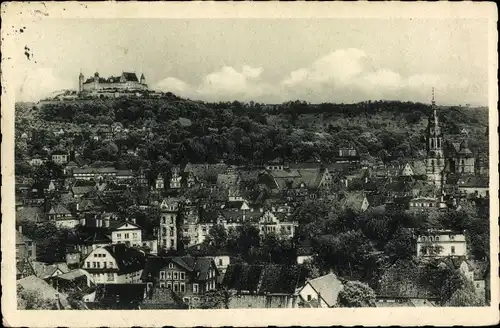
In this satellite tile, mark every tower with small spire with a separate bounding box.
[78,70,84,94]
[140,73,146,85]
[426,88,445,187]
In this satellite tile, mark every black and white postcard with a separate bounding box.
[1,1,498,327]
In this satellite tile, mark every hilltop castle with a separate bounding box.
[78,71,148,94]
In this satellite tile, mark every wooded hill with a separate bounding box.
[18,96,489,166]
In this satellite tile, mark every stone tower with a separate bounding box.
[78,71,84,94]
[94,71,99,90]
[426,88,445,187]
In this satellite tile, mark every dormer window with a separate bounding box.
[168,263,174,269]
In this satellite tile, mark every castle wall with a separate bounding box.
[82,81,147,92]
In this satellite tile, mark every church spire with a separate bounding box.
[431,87,435,106]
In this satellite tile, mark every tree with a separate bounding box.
[384,227,415,261]
[445,286,485,307]
[337,281,376,307]
[314,230,374,280]
[205,224,228,249]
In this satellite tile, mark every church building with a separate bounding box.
[425,88,446,187]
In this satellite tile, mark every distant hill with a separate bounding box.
[17,95,489,165]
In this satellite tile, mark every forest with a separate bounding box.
[20,97,488,171]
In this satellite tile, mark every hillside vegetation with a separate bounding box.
[18,96,489,167]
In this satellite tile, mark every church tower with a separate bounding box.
[78,71,84,94]
[426,88,445,187]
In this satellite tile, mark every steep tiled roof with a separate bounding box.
[102,244,146,274]
[377,260,438,299]
[17,275,71,309]
[302,272,344,307]
[122,72,139,82]
[31,261,70,279]
[94,283,146,308]
[141,287,188,309]
[48,204,71,215]
[222,263,307,294]
[16,206,44,223]
[457,176,488,188]
[141,256,215,282]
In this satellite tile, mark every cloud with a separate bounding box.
[154,49,482,105]
[154,77,191,96]
[155,65,278,102]
[16,67,75,102]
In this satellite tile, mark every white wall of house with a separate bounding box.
[298,283,328,308]
[55,219,79,229]
[458,187,489,198]
[111,223,142,247]
[297,255,313,265]
[417,234,467,257]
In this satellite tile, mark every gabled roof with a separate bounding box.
[102,244,146,274]
[31,261,70,279]
[457,176,488,188]
[301,272,344,307]
[141,287,188,309]
[377,260,438,299]
[48,204,72,215]
[108,220,142,231]
[122,72,139,82]
[222,263,308,295]
[17,275,71,309]
[94,283,146,308]
[16,206,43,225]
[141,256,216,282]
[72,185,95,196]
[341,192,368,212]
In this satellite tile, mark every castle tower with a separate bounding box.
[78,70,84,94]
[94,71,99,90]
[140,73,146,85]
[426,88,445,187]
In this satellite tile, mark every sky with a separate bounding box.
[12,18,489,105]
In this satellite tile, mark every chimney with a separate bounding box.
[76,202,80,211]
[132,218,136,224]
[18,225,22,234]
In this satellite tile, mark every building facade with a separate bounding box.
[79,71,147,93]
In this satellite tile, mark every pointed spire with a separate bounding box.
[431,87,435,106]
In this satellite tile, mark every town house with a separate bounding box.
[141,256,219,304]
[81,244,146,284]
[416,229,467,258]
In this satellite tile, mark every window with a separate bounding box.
[160,271,166,279]
[93,262,97,268]
[125,233,129,239]
[451,246,455,254]
[86,261,91,268]
[180,283,185,292]
[117,233,121,239]
[421,247,427,255]
[169,230,174,237]
[107,273,114,281]
[173,272,179,280]
[307,295,312,301]
[167,271,172,279]
[180,272,185,280]
[109,262,113,268]
[174,283,179,292]
[193,283,199,294]
[133,233,137,238]
[168,263,174,269]
[167,282,172,289]
[94,254,98,257]
[160,282,165,288]
[96,262,100,268]
[218,259,223,266]
[435,236,440,241]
